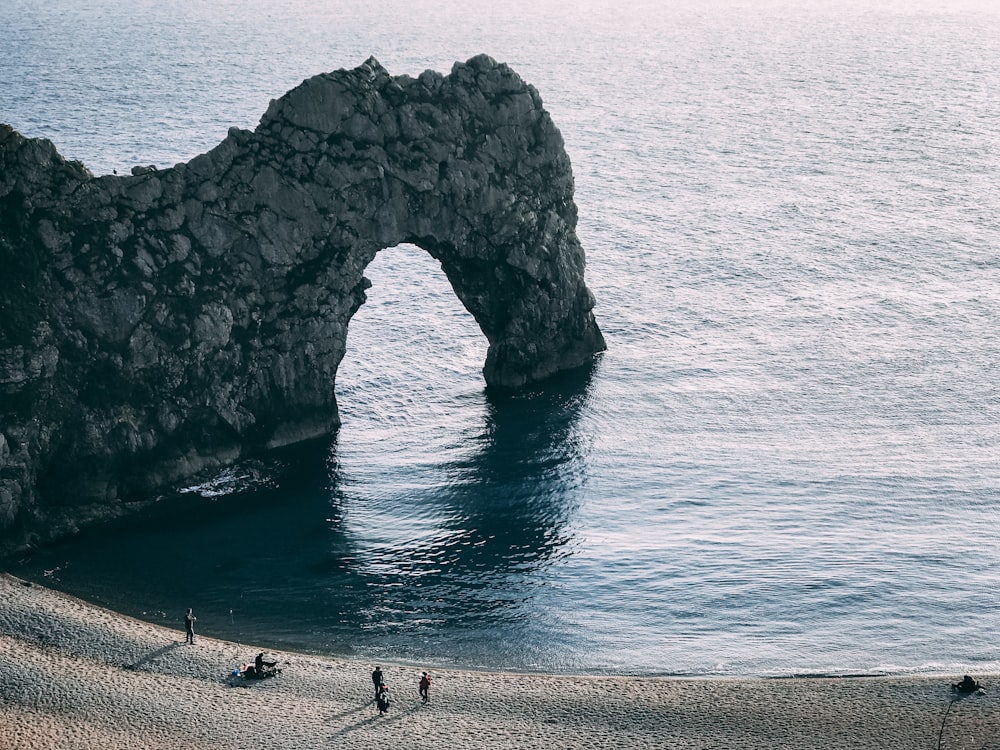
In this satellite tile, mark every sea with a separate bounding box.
[2,0,999,678]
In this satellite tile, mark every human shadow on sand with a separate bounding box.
[324,700,376,721]
[122,642,182,671]
[330,700,420,736]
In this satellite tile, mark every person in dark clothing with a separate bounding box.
[371,666,384,699]
[184,608,196,644]
[255,652,278,676]
[376,683,390,714]
[953,675,983,693]
[419,672,431,704]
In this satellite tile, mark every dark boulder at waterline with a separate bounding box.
[0,55,605,552]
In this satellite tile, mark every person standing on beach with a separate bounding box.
[184,608,196,644]
[371,666,383,699]
[419,671,431,704]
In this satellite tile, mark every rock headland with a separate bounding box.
[0,55,605,552]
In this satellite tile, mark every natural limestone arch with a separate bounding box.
[0,55,605,551]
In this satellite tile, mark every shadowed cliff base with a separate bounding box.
[0,55,605,553]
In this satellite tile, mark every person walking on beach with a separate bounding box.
[376,682,390,714]
[184,607,196,644]
[371,666,384,699]
[419,671,431,704]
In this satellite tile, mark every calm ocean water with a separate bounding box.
[2,0,1000,676]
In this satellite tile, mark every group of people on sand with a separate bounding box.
[371,665,432,714]
[185,608,281,679]
[239,652,280,679]
[184,608,431,704]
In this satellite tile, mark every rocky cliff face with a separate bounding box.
[0,55,605,552]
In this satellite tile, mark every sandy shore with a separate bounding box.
[0,574,996,749]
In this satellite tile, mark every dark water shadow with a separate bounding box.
[313,361,600,666]
[6,362,600,664]
[424,362,599,573]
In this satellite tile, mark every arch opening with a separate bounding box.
[337,241,489,439]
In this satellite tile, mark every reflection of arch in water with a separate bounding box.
[437,365,599,569]
[6,369,597,660]
[330,363,598,632]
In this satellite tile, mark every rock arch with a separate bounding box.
[0,55,605,550]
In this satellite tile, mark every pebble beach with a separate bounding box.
[1,575,997,749]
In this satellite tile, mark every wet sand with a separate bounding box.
[0,574,996,749]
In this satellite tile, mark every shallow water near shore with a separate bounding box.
[3,0,1000,676]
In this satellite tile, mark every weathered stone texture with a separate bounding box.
[0,55,605,552]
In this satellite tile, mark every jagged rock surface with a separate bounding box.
[0,55,605,552]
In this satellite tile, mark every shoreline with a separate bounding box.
[4,571,968,684]
[1,574,998,749]
[2,574,978,684]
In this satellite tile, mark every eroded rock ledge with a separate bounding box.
[0,55,605,551]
